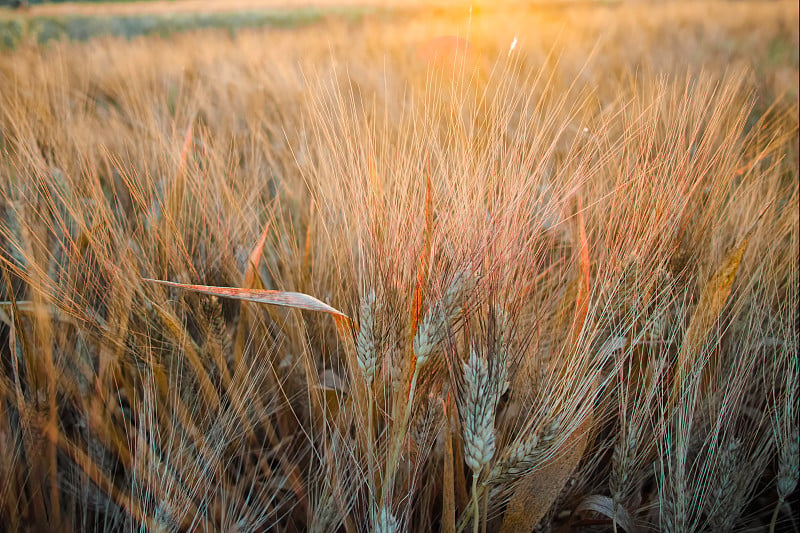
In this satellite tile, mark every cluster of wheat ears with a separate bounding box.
[0,2,798,531]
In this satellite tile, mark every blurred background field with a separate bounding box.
[0,2,350,46]
[0,0,796,69]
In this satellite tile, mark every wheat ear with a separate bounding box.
[382,269,475,508]
[460,348,498,533]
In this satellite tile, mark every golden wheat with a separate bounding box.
[0,1,797,531]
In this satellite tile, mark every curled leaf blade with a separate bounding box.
[243,215,273,290]
[574,494,640,533]
[142,279,349,319]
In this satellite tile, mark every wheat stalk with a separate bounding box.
[356,290,378,383]
[382,268,476,508]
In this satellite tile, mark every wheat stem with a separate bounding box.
[382,359,421,508]
[769,497,783,533]
[471,473,480,533]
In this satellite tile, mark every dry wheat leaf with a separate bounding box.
[573,194,591,345]
[598,336,628,358]
[142,279,349,318]
[233,217,276,372]
[320,368,349,394]
[0,301,79,328]
[499,410,594,533]
[671,229,751,407]
[574,494,640,533]
[672,203,772,406]
[243,216,274,290]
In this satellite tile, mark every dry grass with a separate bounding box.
[0,1,798,531]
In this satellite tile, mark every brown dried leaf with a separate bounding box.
[572,194,591,345]
[499,404,594,533]
[671,229,751,408]
[0,301,79,328]
[143,279,349,319]
[243,217,273,290]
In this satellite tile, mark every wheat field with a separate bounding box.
[0,1,798,532]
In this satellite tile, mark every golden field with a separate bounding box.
[0,1,798,531]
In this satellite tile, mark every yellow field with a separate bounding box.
[21,0,480,14]
[0,1,797,531]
